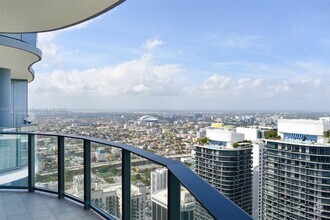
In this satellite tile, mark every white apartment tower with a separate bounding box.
[151,167,168,194]
[194,126,253,218]
[261,117,330,219]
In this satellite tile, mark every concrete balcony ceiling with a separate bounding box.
[0,0,124,33]
[0,36,41,82]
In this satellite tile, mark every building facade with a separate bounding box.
[262,117,330,219]
[151,167,195,220]
[72,174,146,220]
[0,33,38,128]
[151,167,168,194]
[152,188,195,220]
[236,126,272,219]
[0,33,40,186]
[194,127,253,218]
[0,0,123,188]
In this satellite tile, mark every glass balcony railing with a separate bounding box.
[0,131,252,220]
[0,33,37,46]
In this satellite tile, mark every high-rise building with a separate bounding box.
[151,167,168,194]
[236,126,275,219]
[129,183,147,220]
[257,142,265,220]
[150,168,195,220]
[252,165,260,219]
[152,188,195,220]
[194,126,253,218]
[261,117,330,220]
[96,148,106,162]
[72,174,146,220]
[92,187,119,218]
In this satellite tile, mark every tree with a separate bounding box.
[324,130,330,143]
[233,142,239,148]
[198,137,209,144]
[265,130,280,140]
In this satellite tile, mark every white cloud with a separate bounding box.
[30,57,330,110]
[132,83,150,94]
[196,61,330,101]
[30,52,183,99]
[142,39,165,50]
[37,32,62,63]
[32,34,330,110]
[201,74,231,92]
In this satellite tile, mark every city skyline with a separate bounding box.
[30,0,330,111]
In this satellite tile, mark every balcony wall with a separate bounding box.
[0,131,252,220]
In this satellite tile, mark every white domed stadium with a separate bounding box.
[138,115,159,122]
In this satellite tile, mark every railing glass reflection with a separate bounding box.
[91,142,122,219]
[0,132,252,220]
[35,135,58,192]
[0,133,28,187]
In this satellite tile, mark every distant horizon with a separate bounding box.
[28,107,330,114]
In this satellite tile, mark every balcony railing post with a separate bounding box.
[168,171,180,220]
[122,149,131,220]
[58,136,65,199]
[84,139,91,210]
[28,134,35,192]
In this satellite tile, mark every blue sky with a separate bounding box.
[30,0,330,111]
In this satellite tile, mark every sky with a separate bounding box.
[30,0,330,111]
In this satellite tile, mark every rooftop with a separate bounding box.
[277,117,330,144]
[196,143,252,150]
[151,188,194,208]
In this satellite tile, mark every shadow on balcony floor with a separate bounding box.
[0,190,104,220]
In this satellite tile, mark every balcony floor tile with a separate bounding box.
[0,191,104,220]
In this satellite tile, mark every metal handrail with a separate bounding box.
[0,132,252,220]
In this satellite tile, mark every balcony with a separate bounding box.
[0,191,102,220]
[0,132,252,220]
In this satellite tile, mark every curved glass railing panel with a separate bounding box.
[131,153,168,220]
[91,142,122,219]
[21,34,37,46]
[0,132,253,220]
[35,135,58,191]
[180,185,214,220]
[0,133,28,187]
[64,137,84,201]
[0,33,37,46]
